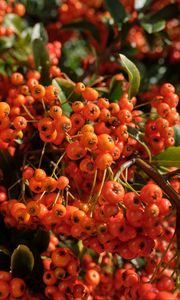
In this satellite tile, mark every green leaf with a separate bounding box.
[118,54,140,98]
[32,39,50,85]
[141,20,165,34]
[131,257,146,269]
[103,17,116,47]
[135,0,153,10]
[127,125,152,162]
[52,78,73,115]
[20,0,59,23]
[0,36,15,52]
[61,20,100,41]
[3,14,25,34]
[104,0,127,29]
[31,23,50,85]
[153,147,180,168]
[11,244,34,277]
[150,3,179,22]
[32,229,50,253]
[31,23,48,44]
[109,76,123,102]
[174,125,180,147]
[0,59,6,75]
[0,251,11,271]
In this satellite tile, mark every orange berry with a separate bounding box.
[14,3,26,16]
[11,72,24,85]
[10,278,26,298]
[57,176,69,190]
[74,82,85,93]
[31,84,46,100]
[82,87,99,102]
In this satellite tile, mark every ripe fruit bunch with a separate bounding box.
[0,73,178,155]
[0,0,180,299]
[0,72,179,298]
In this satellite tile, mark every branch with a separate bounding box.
[135,158,180,208]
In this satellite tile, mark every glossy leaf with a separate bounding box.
[20,0,59,23]
[135,0,153,10]
[150,3,179,22]
[119,54,140,98]
[104,18,116,47]
[104,0,127,29]
[109,76,123,102]
[27,250,44,294]
[3,14,25,34]
[174,125,180,146]
[32,39,50,85]
[52,78,73,115]
[32,229,50,253]
[0,251,11,271]
[0,36,15,52]
[153,147,180,168]
[61,20,100,41]
[127,125,151,161]
[141,20,165,34]
[31,23,50,85]
[31,23,48,44]
[11,244,34,277]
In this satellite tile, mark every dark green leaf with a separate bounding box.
[127,125,145,143]
[135,0,152,10]
[26,250,44,293]
[104,0,127,29]
[103,18,116,47]
[131,257,146,269]
[31,23,48,44]
[127,125,151,161]
[11,244,34,277]
[0,59,6,75]
[32,39,50,85]
[32,229,50,253]
[52,78,73,115]
[61,20,100,41]
[174,125,180,146]
[141,20,165,34]
[0,251,11,271]
[3,14,25,34]
[150,3,179,22]
[31,23,50,84]
[153,146,180,168]
[20,0,59,23]
[119,54,140,98]
[121,44,138,56]
[109,76,123,102]
[0,150,21,192]
[160,31,172,45]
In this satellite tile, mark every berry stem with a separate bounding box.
[38,142,47,168]
[51,151,66,177]
[150,232,175,282]
[88,169,97,203]
[91,168,107,214]
[22,104,35,120]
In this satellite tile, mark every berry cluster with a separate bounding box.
[145,83,179,154]
[0,273,26,299]
[0,0,179,299]
[0,67,179,299]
